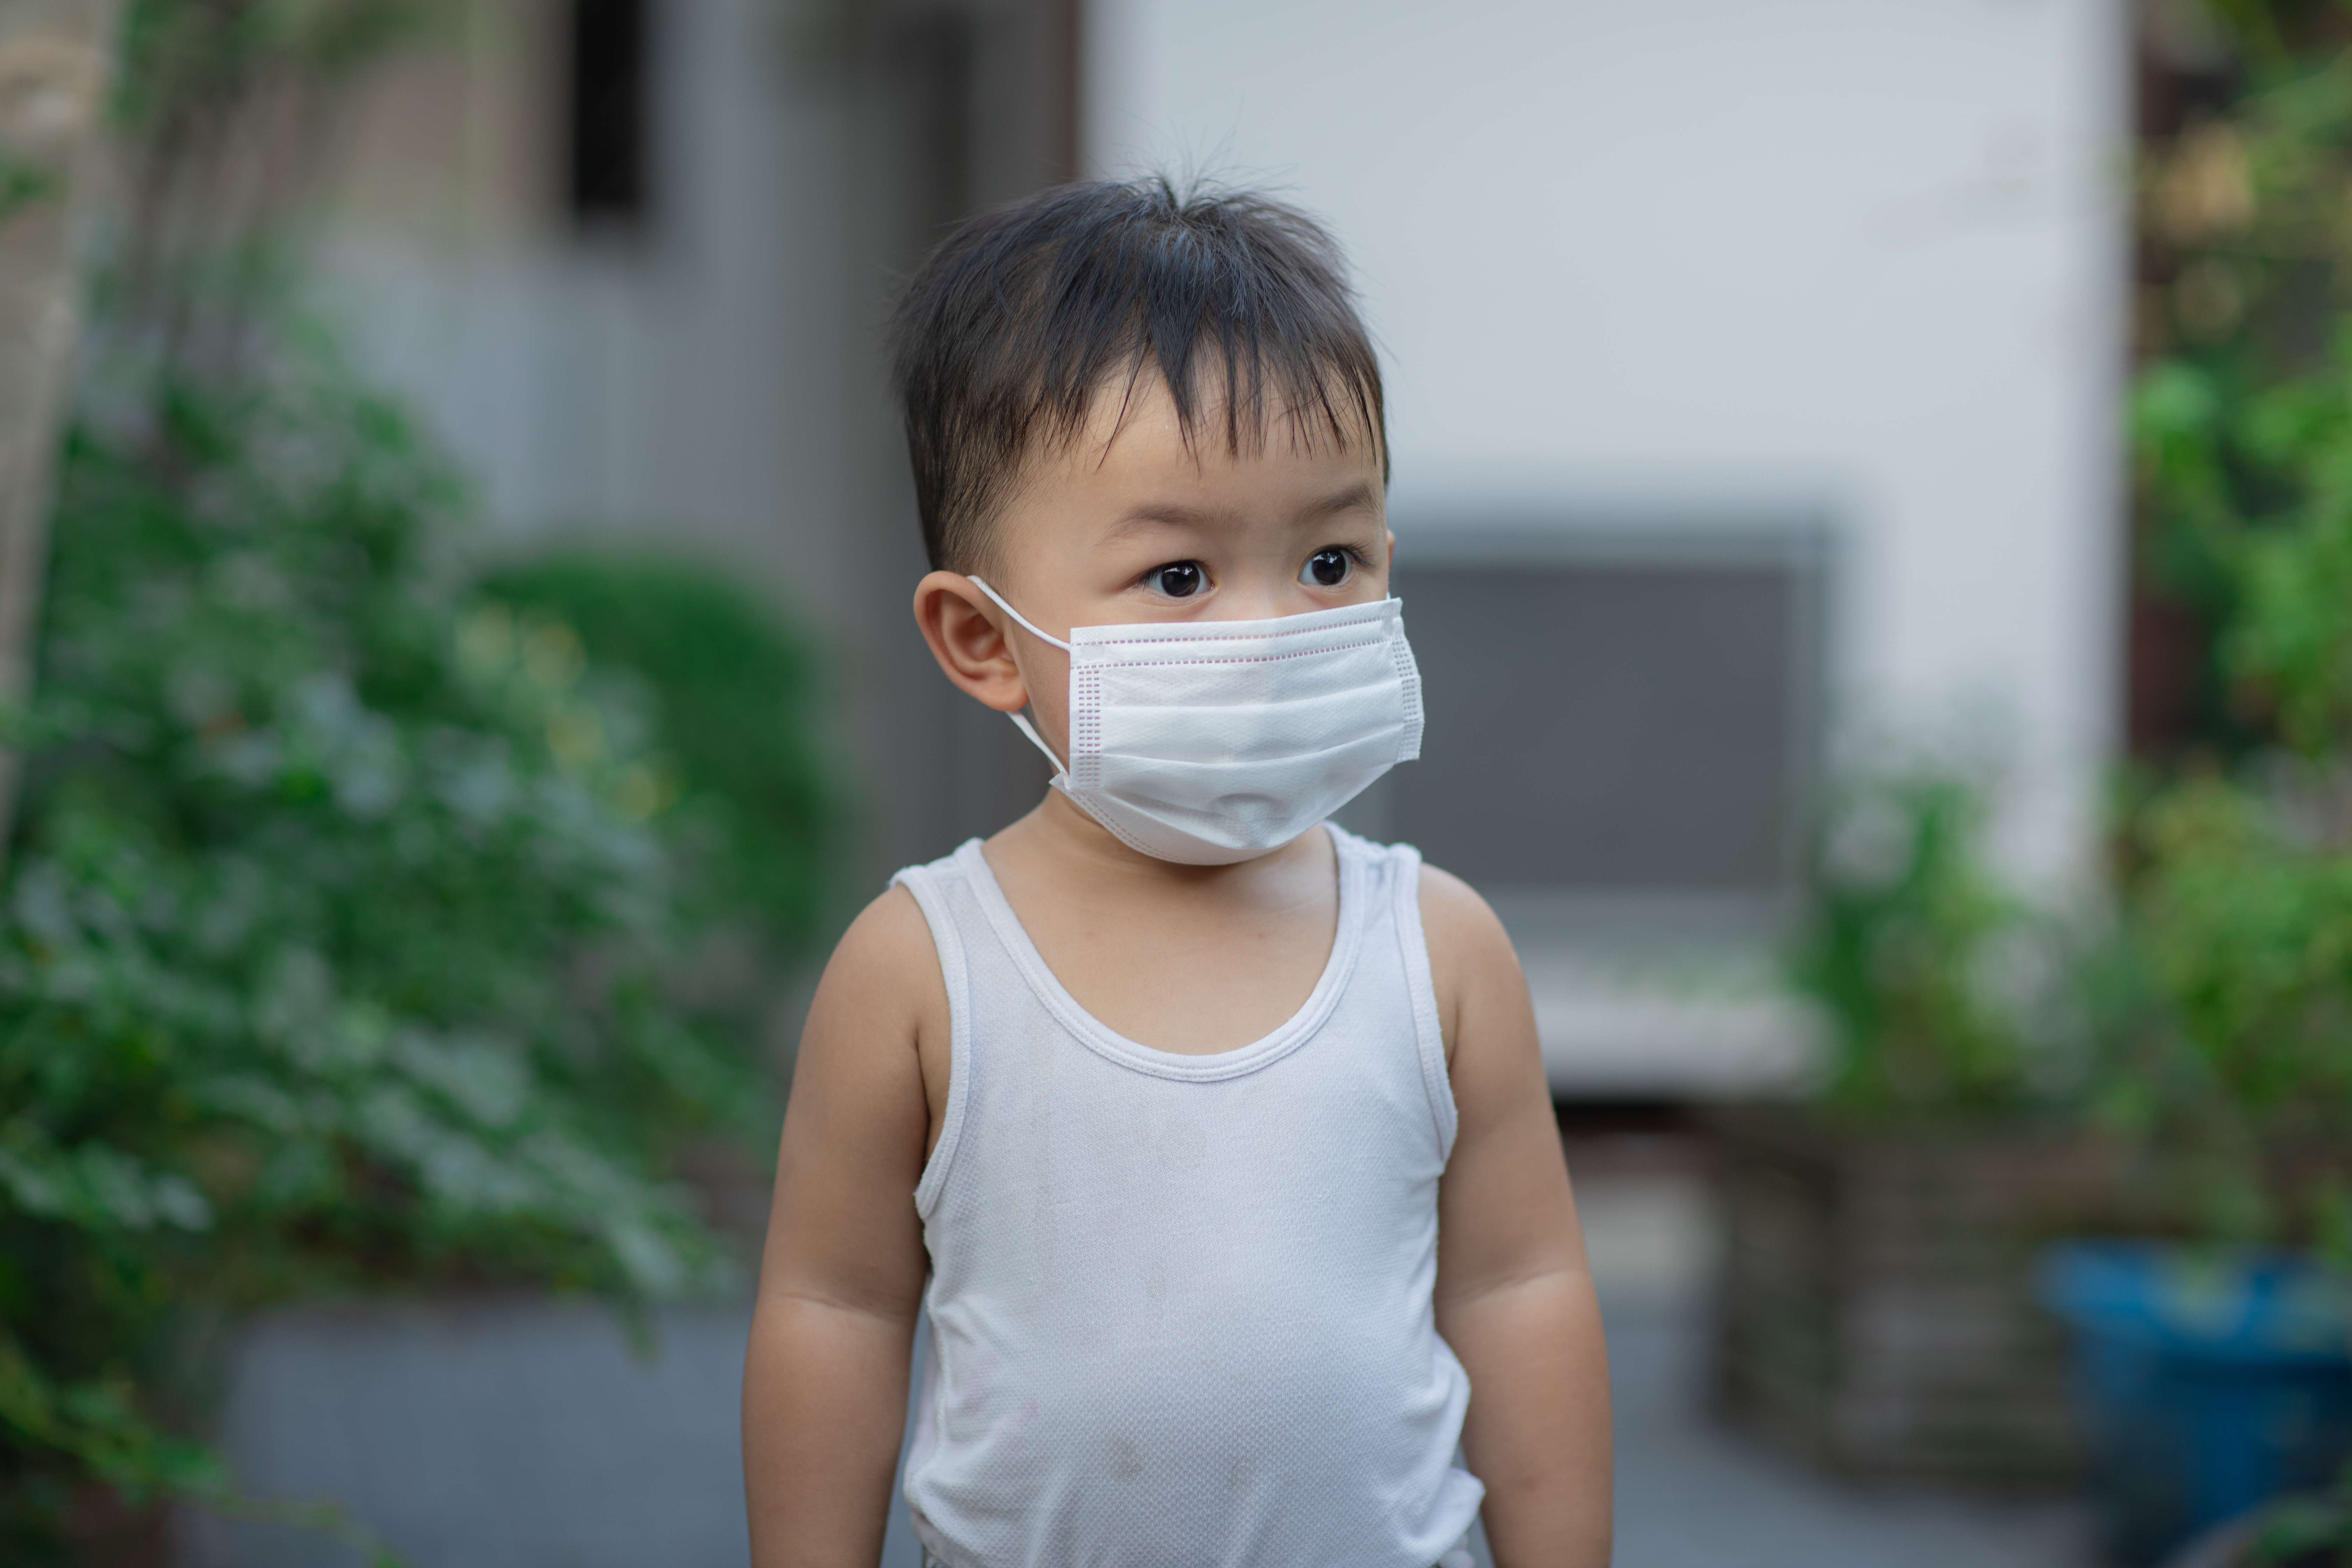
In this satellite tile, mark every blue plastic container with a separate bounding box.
[2036,1241,2352,1565]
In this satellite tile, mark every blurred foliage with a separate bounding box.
[477,553,844,953]
[2135,68,2352,754]
[2112,771,2352,1256]
[2248,1458,2352,1567]
[0,1,844,1558]
[0,326,834,1562]
[1789,764,2085,1116]
[117,0,439,120]
[2117,1,2352,1262]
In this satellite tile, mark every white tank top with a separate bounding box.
[890,827,1484,1568]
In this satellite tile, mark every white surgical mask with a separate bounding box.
[968,578,1424,865]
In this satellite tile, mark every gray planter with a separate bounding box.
[175,1297,882,1568]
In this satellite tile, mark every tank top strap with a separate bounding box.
[890,846,982,1218]
[1326,826,1457,1160]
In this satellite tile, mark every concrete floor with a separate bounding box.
[179,1162,2096,1568]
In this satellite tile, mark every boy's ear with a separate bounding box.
[913,572,1031,713]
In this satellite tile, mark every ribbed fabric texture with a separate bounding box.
[891,827,1483,1568]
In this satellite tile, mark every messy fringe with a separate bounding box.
[888,176,1388,573]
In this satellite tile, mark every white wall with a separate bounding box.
[1085,0,2129,885]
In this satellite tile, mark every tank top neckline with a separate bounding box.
[951,826,1369,1084]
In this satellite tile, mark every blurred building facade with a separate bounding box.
[324,0,2129,1096]
[322,0,1076,891]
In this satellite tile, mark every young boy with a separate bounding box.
[743,179,1612,1568]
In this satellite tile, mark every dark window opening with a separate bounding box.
[567,0,653,230]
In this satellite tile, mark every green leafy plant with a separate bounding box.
[2115,774,2352,1253]
[2123,12,2352,1261]
[1787,763,2082,1116]
[0,2,842,1559]
[0,333,833,1561]
[2248,1460,2352,1567]
[477,552,845,952]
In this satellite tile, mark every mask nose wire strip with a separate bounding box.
[966,577,1074,777]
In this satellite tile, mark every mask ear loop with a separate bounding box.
[966,577,1075,778]
[966,578,1072,652]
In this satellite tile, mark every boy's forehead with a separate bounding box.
[1061,365,1382,475]
[974,355,1386,579]
[988,371,1382,569]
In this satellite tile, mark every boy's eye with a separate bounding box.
[1301,547,1353,588]
[1149,562,1205,598]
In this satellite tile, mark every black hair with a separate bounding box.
[887,177,1387,573]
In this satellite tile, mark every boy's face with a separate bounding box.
[926,369,1391,764]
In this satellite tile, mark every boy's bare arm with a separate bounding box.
[744,888,941,1568]
[1424,867,1613,1568]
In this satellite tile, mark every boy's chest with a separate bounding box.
[929,980,1448,1321]
[1019,897,1339,1055]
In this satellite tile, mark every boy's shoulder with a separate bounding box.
[1408,858,1525,1069]
[1414,858,1509,953]
[819,879,947,1016]
[1411,865,1524,973]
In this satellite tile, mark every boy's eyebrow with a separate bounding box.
[1101,482,1382,540]
[1298,480,1381,520]
[1102,504,1214,538]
